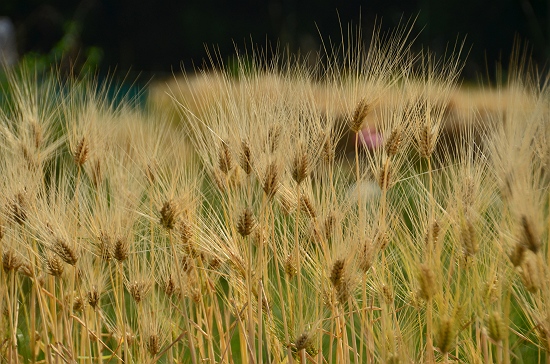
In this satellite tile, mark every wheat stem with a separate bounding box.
[295,182,303,331]
[168,230,198,364]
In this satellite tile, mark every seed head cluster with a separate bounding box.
[160,200,179,230]
[74,136,89,167]
[350,98,372,133]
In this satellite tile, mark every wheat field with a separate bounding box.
[0,23,549,363]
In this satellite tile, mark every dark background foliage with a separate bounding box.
[2,0,549,82]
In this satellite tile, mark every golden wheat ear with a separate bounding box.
[435,316,456,354]
[2,249,22,273]
[263,161,280,199]
[159,199,179,230]
[73,136,90,167]
[236,206,257,237]
[291,144,310,185]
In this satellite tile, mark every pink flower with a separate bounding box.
[360,127,383,150]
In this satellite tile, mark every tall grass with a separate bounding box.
[1,23,550,363]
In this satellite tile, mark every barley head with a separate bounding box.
[97,231,112,262]
[263,162,279,199]
[90,159,102,188]
[147,334,161,356]
[18,261,33,278]
[381,284,393,304]
[336,277,351,303]
[74,136,89,167]
[2,249,21,273]
[486,311,506,342]
[292,332,318,360]
[521,215,540,253]
[237,206,257,237]
[293,331,318,358]
[295,332,310,352]
[386,354,400,364]
[435,316,456,354]
[87,286,100,309]
[323,212,336,240]
[378,162,393,190]
[45,254,64,277]
[376,230,389,251]
[425,219,441,249]
[239,139,252,174]
[218,140,233,175]
[321,133,335,165]
[162,274,177,296]
[52,237,78,266]
[284,254,297,278]
[358,240,375,273]
[432,219,440,247]
[385,127,403,157]
[462,175,475,207]
[127,280,152,304]
[268,125,282,153]
[9,192,28,225]
[159,200,178,230]
[330,259,345,288]
[520,254,541,293]
[350,98,372,133]
[73,295,85,312]
[208,256,221,271]
[177,218,194,253]
[461,217,478,257]
[113,236,129,263]
[418,263,436,300]
[300,195,316,218]
[408,291,425,310]
[291,146,309,184]
[509,242,525,267]
[190,286,202,303]
[419,124,434,158]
